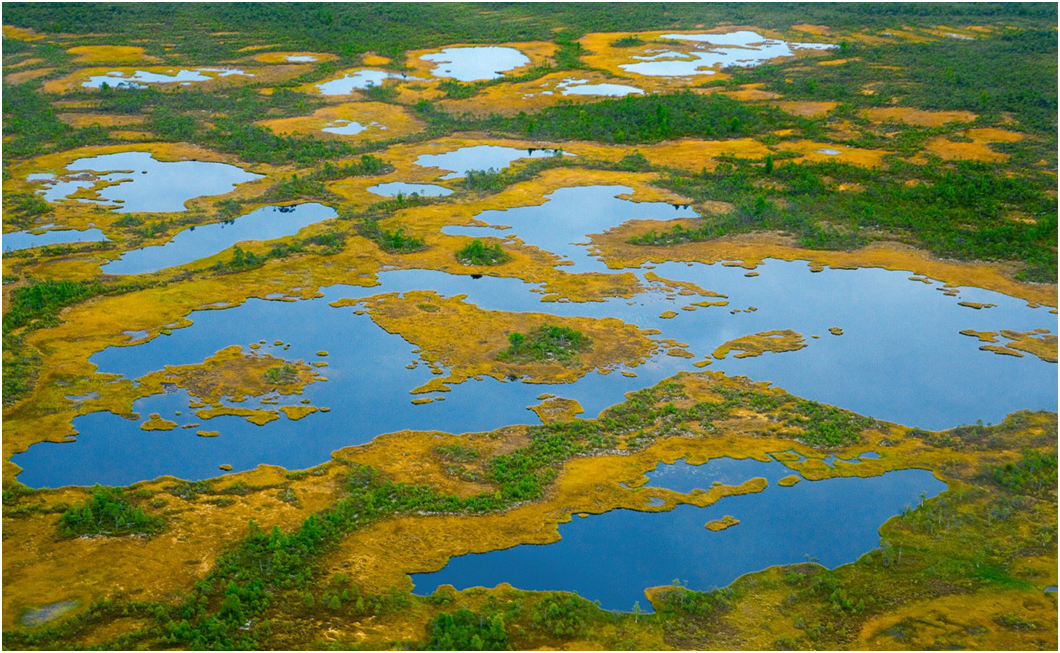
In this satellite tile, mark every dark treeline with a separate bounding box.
[732,27,1058,139]
[4,4,1055,62]
[468,92,794,144]
[642,157,1057,282]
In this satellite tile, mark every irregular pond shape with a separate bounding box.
[82,68,251,88]
[366,181,454,197]
[101,203,336,275]
[817,148,843,155]
[556,78,645,96]
[420,46,530,82]
[414,145,572,179]
[411,468,946,611]
[14,257,1056,486]
[622,31,836,76]
[20,599,80,626]
[321,119,371,135]
[286,55,317,62]
[316,70,409,95]
[3,227,109,252]
[36,151,262,213]
[443,185,698,271]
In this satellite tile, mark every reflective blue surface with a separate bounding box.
[12,186,1056,487]
[420,47,530,81]
[415,145,571,179]
[367,182,454,197]
[411,466,946,610]
[101,203,337,275]
[37,151,262,213]
[3,228,109,252]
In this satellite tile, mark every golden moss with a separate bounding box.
[2,25,45,41]
[592,228,1057,308]
[251,51,338,64]
[4,67,55,84]
[705,514,740,531]
[777,475,801,487]
[860,106,977,126]
[196,406,280,426]
[140,414,178,431]
[280,405,319,421]
[57,113,146,129]
[960,329,1058,363]
[922,127,1024,163]
[528,397,584,423]
[769,100,837,118]
[857,589,1059,650]
[66,45,156,64]
[257,102,424,142]
[778,139,892,167]
[829,327,844,336]
[339,290,658,392]
[713,329,807,360]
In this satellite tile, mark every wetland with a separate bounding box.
[2,4,1057,651]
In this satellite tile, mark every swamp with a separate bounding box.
[1,3,1057,651]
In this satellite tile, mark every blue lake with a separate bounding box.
[101,203,337,275]
[11,186,1056,487]
[35,151,262,213]
[411,464,947,611]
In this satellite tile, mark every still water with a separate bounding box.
[411,462,946,610]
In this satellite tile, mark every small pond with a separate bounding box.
[367,182,454,197]
[3,227,109,252]
[411,464,946,611]
[82,68,251,88]
[316,70,408,95]
[557,79,645,96]
[101,203,337,275]
[321,120,372,135]
[420,46,530,82]
[414,145,571,179]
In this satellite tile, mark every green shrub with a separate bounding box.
[58,486,163,537]
[456,239,510,266]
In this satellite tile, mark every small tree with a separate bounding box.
[508,331,525,355]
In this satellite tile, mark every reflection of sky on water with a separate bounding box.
[412,467,946,610]
[12,185,1056,487]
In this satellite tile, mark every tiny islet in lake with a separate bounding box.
[419,46,531,81]
[13,187,1056,487]
[33,151,263,213]
[100,203,337,275]
[410,461,947,611]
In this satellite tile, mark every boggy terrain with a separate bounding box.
[2,3,1057,651]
